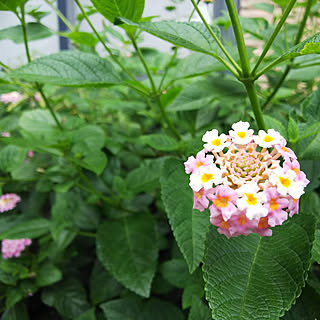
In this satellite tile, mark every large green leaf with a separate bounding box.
[10,51,121,87]
[160,158,210,273]
[0,145,27,172]
[121,19,222,59]
[0,23,52,43]
[35,263,62,287]
[0,0,24,11]
[100,297,184,320]
[96,213,158,297]
[139,134,179,151]
[1,302,29,320]
[188,298,211,320]
[90,0,145,24]
[203,213,315,320]
[0,218,51,240]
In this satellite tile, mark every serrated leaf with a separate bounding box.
[101,297,184,320]
[10,51,121,87]
[121,19,222,59]
[140,134,179,151]
[203,213,315,320]
[0,23,52,43]
[96,213,158,297]
[0,218,51,240]
[160,158,210,273]
[90,0,145,24]
[312,230,320,263]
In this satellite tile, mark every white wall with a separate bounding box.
[0,0,213,66]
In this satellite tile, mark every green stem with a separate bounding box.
[251,0,297,75]
[74,0,139,84]
[261,0,312,108]
[292,62,320,69]
[44,0,74,31]
[190,0,241,75]
[78,231,96,238]
[0,61,12,71]
[244,81,266,130]
[18,4,63,130]
[225,0,251,77]
[158,48,178,91]
[130,35,157,92]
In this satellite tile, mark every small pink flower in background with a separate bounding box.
[185,121,309,238]
[1,238,32,259]
[1,131,10,137]
[0,91,22,104]
[34,92,41,102]
[27,150,34,158]
[0,193,21,212]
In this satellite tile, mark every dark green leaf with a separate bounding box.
[90,0,145,24]
[312,230,320,263]
[74,309,96,320]
[160,158,210,273]
[10,51,121,87]
[96,213,158,297]
[160,259,190,288]
[203,213,315,319]
[35,263,62,287]
[0,218,51,240]
[0,145,27,172]
[0,23,52,43]
[1,302,29,320]
[188,298,211,320]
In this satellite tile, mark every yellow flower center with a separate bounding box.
[220,219,229,229]
[263,135,274,143]
[195,190,203,199]
[237,131,246,139]
[282,147,289,152]
[201,173,213,183]
[279,176,291,188]
[196,161,204,168]
[238,215,246,226]
[270,198,279,211]
[211,138,221,146]
[258,217,269,229]
[214,194,230,208]
[245,193,257,206]
[292,167,299,175]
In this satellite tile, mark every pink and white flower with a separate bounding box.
[0,193,21,212]
[1,238,32,259]
[0,91,22,104]
[184,121,309,238]
[1,131,10,137]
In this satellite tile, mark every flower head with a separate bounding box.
[1,131,10,137]
[1,238,32,259]
[0,91,22,104]
[185,121,309,238]
[0,193,21,212]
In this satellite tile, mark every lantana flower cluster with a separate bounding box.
[185,121,309,238]
[1,239,32,259]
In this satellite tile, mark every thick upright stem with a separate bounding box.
[225,0,251,77]
[245,81,266,130]
[251,0,297,75]
[262,0,312,108]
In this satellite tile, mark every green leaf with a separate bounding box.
[90,0,145,24]
[0,23,53,43]
[167,78,245,112]
[96,213,158,297]
[268,32,320,69]
[188,298,211,320]
[301,87,320,122]
[140,134,179,151]
[0,145,27,172]
[0,0,24,11]
[61,31,98,47]
[160,259,190,288]
[121,19,222,59]
[264,115,287,138]
[10,51,121,87]
[89,260,122,305]
[0,218,51,240]
[1,302,29,320]
[126,157,167,194]
[74,309,96,320]
[101,297,184,320]
[35,263,62,287]
[252,3,274,13]
[41,278,90,319]
[160,158,210,273]
[203,213,316,320]
[312,230,320,263]
[296,134,320,160]
[288,117,299,143]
